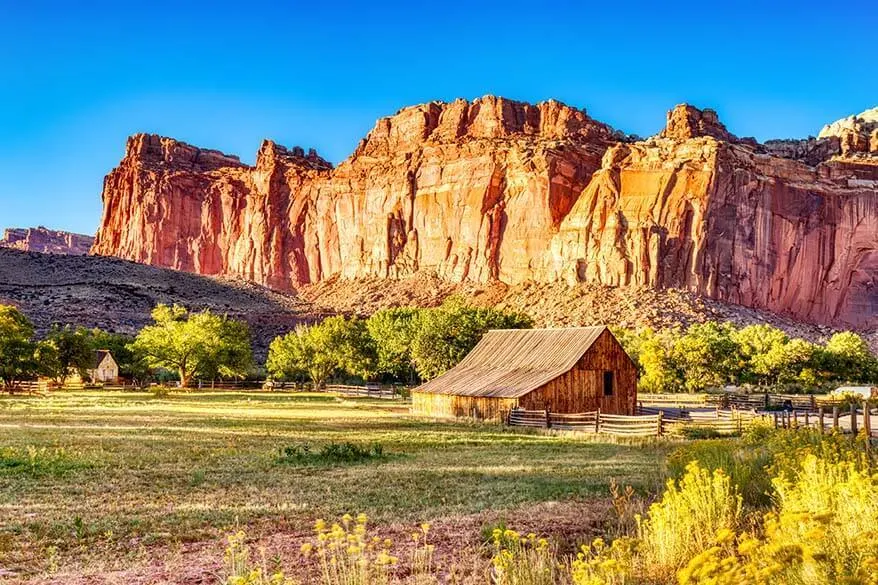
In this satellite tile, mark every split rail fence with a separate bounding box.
[325,384,406,399]
[505,407,764,437]
[506,401,877,439]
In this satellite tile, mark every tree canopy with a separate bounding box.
[616,322,877,393]
[267,316,376,387]
[0,305,39,390]
[131,304,252,387]
[410,299,532,380]
[267,299,531,386]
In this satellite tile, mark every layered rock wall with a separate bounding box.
[1,226,94,255]
[92,97,878,329]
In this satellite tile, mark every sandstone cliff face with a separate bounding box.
[0,226,94,255]
[91,97,878,329]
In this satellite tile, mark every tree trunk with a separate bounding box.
[179,368,192,389]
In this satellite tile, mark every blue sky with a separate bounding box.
[1,0,876,235]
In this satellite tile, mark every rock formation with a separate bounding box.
[818,107,878,157]
[0,226,94,255]
[91,97,878,330]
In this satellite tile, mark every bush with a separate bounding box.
[223,531,295,585]
[276,442,385,466]
[638,462,742,579]
[490,529,561,585]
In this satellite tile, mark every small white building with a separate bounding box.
[88,350,119,384]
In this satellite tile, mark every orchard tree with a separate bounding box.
[131,304,253,387]
[42,325,96,384]
[411,298,532,380]
[672,322,738,392]
[366,308,422,381]
[821,331,877,383]
[0,305,39,391]
[637,328,683,393]
[731,324,789,385]
[267,316,376,387]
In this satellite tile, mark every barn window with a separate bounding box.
[603,371,614,396]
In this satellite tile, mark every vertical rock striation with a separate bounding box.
[91,98,878,329]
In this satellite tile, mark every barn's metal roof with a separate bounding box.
[413,326,608,398]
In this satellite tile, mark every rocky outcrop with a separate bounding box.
[819,107,878,157]
[91,98,878,330]
[1,226,94,255]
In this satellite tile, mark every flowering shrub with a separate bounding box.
[223,531,297,585]
[638,462,742,578]
[301,514,398,585]
[570,537,637,585]
[490,529,561,585]
[679,453,878,585]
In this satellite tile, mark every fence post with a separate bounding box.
[818,407,825,434]
[773,412,779,429]
[657,410,663,437]
[833,406,840,431]
[764,392,770,410]
[850,403,858,435]
[810,395,817,411]
[863,401,872,442]
[595,408,601,434]
[804,411,810,429]
[545,408,551,429]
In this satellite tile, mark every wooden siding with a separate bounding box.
[517,330,637,415]
[411,392,518,421]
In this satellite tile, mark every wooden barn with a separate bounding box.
[411,326,637,420]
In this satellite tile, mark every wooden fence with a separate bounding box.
[325,384,405,400]
[768,404,876,438]
[508,400,877,439]
[638,392,821,410]
[506,407,763,437]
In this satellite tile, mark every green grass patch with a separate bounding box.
[0,445,92,476]
[277,441,387,466]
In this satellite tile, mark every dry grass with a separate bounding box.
[0,391,666,583]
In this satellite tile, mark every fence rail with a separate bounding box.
[325,384,404,399]
[507,406,767,437]
[508,399,877,439]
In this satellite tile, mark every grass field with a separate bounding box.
[0,391,668,582]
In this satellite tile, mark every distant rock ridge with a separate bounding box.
[0,226,94,255]
[818,106,878,157]
[91,96,878,329]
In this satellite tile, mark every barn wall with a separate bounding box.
[518,330,637,414]
[411,392,517,421]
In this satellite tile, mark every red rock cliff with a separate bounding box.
[1,226,94,255]
[91,97,878,329]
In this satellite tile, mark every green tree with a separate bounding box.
[267,316,376,387]
[0,305,39,391]
[365,308,422,381]
[42,325,96,384]
[637,328,683,393]
[410,298,532,380]
[821,331,877,383]
[672,322,738,393]
[611,326,644,375]
[731,324,789,385]
[131,304,253,387]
